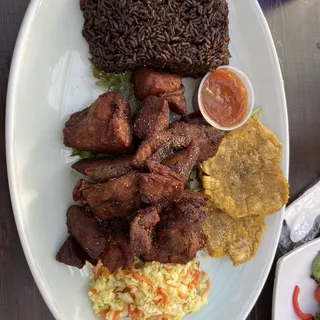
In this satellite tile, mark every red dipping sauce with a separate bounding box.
[200,69,248,128]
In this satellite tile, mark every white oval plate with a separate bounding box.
[6,1,289,319]
[273,238,320,319]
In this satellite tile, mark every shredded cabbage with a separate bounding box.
[251,106,262,119]
[88,259,209,320]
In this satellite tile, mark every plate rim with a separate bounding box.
[5,0,289,319]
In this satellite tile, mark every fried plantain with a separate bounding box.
[201,119,289,218]
[203,206,266,266]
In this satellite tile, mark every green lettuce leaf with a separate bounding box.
[92,66,140,116]
[251,106,262,119]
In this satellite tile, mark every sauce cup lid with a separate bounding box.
[197,66,255,131]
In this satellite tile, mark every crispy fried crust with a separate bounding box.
[72,155,134,182]
[56,236,90,269]
[203,207,266,266]
[63,91,132,154]
[162,141,199,182]
[66,206,107,259]
[130,207,160,255]
[101,219,134,272]
[133,67,182,101]
[139,173,184,205]
[133,96,169,139]
[73,173,141,220]
[202,119,289,218]
[133,67,187,115]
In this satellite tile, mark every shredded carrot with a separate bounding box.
[89,289,100,296]
[103,267,110,279]
[201,278,211,297]
[129,291,135,299]
[131,309,140,320]
[155,299,162,305]
[178,292,188,300]
[157,287,169,307]
[156,315,162,320]
[132,271,153,287]
[96,309,104,317]
[128,305,134,316]
[121,270,131,275]
[193,270,201,286]
[165,282,178,289]
[96,307,110,317]
[188,282,194,289]
[127,285,133,289]
[112,309,123,320]
[94,259,103,280]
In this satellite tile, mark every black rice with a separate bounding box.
[80,0,230,78]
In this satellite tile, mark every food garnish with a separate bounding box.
[89,259,209,320]
[71,148,94,159]
[200,69,248,127]
[293,285,315,320]
[292,285,320,320]
[312,251,320,283]
[251,106,262,119]
[92,67,139,116]
[291,252,320,320]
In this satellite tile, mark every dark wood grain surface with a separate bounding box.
[0,0,319,319]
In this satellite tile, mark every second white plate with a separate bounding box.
[273,238,320,319]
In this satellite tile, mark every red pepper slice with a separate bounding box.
[292,285,314,320]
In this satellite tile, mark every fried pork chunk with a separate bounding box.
[128,192,208,264]
[162,141,199,182]
[144,192,208,264]
[159,87,187,116]
[66,206,106,260]
[146,160,184,183]
[133,96,169,140]
[101,219,134,272]
[56,236,94,269]
[132,129,191,168]
[63,91,132,154]
[72,155,134,182]
[139,172,184,205]
[182,111,208,125]
[170,121,225,163]
[130,207,160,255]
[133,67,187,115]
[73,172,141,220]
[133,121,224,168]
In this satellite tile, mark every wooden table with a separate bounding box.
[1,0,319,319]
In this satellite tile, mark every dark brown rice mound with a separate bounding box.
[80,0,230,78]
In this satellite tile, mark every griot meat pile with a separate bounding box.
[57,67,225,273]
